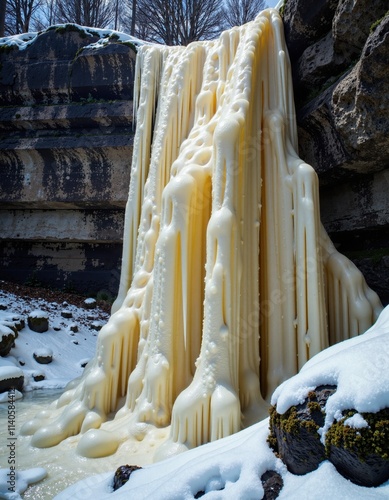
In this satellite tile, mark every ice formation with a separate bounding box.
[21,8,382,459]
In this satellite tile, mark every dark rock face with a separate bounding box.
[269,388,389,487]
[283,0,389,306]
[326,408,389,487]
[269,385,336,475]
[0,26,135,105]
[0,26,135,295]
[112,465,142,491]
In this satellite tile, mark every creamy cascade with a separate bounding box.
[21,8,382,460]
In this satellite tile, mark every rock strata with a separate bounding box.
[283,0,389,306]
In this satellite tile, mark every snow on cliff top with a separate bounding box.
[0,24,143,52]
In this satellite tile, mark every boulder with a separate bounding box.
[28,310,49,333]
[33,348,53,364]
[0,324,17,356]
[269,388,389,487]
[0,365,24,392]
[268,385,336,474]
[326,408,389,487]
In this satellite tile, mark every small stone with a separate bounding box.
[70,323,78,333]
[61,310,73,319]
[33,373,45,382]
[113,465,142,491]
[33,348,53,364]
[53,326,61,331]
[91,321,102,331]
[9,315,25,331]
[261,470,284,500]
[84,298,97,310]
[0,302,7,310]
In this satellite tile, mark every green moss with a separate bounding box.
[55,24,87,38]
[0,44,17,54]
[279,0,287,17]
[370,11,389,33]
[326,409,389,461]
[121,41,137,52]
[268,401,322,451]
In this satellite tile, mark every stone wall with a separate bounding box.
[283,0,389,305]
[0,26,136,295]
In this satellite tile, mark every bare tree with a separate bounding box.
[133,0,224,46]
[31,0,59,31]
[130,0,136,36]
[223,0,265,28]
[56,0,114,28]
[0,0,6,36]
[5,0,42,35]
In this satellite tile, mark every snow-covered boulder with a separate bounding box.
[33,348,53,364]
[269,305,389,487]
[0,323,17,356]
[0,364,24,393]
[28,310,49,333]
[84,298,97,310]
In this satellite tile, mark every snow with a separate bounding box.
[28,309,48,319]
[0,324,15,340]
[32,347,53,358]
[0,365,23,382]
[0,287,108,392]
[0,467,47,500]
[344,413,369,430]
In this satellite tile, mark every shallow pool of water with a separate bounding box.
[0,389,165,499]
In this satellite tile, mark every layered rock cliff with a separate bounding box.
[283,0,389,305]
[0,26,136,295]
